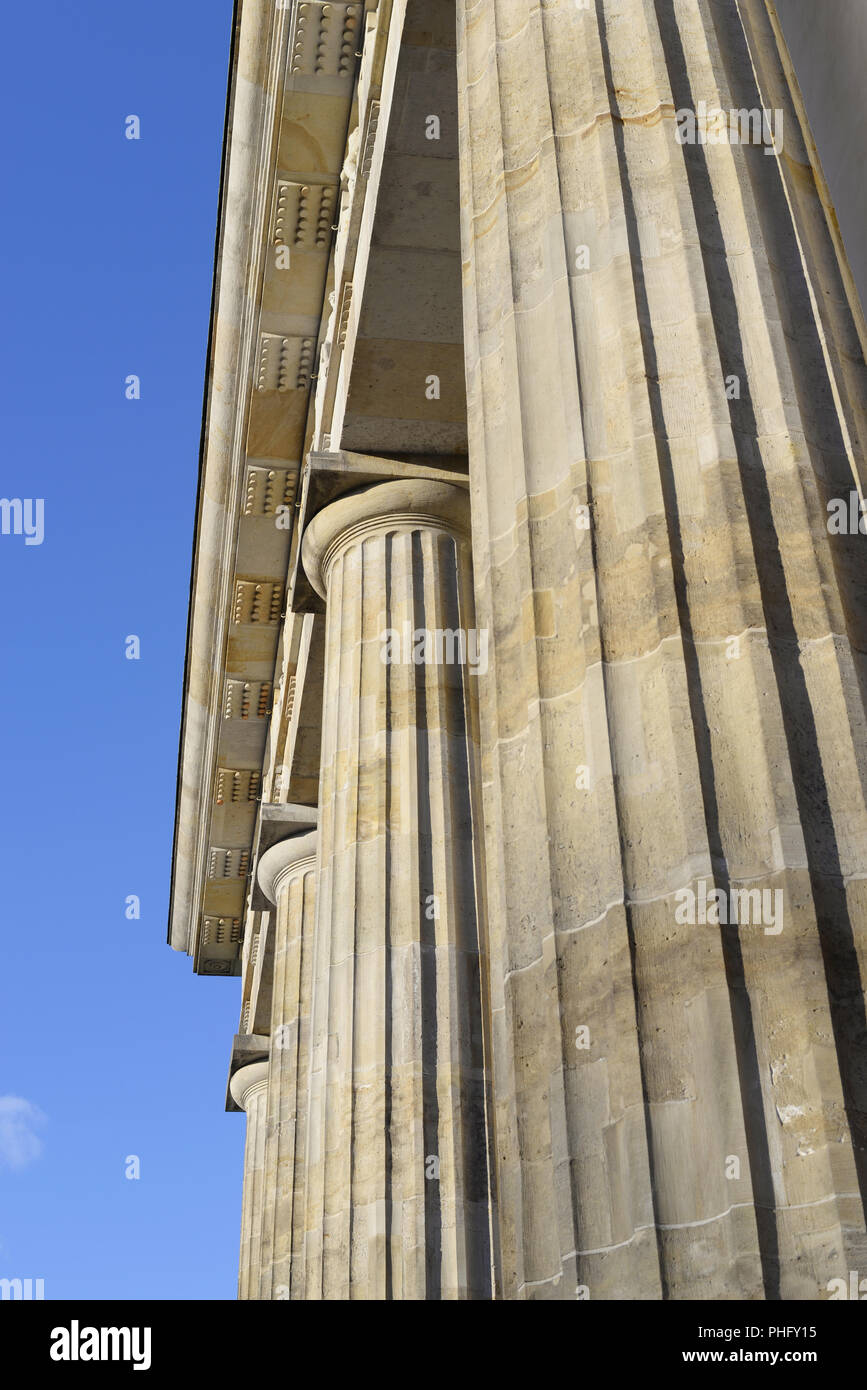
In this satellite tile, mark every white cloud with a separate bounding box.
[0,1097,46,1170]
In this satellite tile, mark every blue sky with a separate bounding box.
[0,0,242,1298]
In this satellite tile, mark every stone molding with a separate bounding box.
[301,477,471,599]
[228,1059,270,1113]
[170,0,290,963]
[257,830,319,908]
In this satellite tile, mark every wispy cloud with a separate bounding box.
[0,1097,46,1170]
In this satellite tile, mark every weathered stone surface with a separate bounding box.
[257,831,319,1299]
[455,0,867,1299]
[299,478,492,1299]
[229,1059,270,1299]
[176,0,867,1301]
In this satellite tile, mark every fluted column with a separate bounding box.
[256,831,318,1299]
[300,477,493,1300]
[457,0,867,1299]
[229,1059,270,1300]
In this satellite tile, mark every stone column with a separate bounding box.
[300,477,493,1300]
[456,0,867,1299]
[229,1059,270,1300]
[256,830,318,1299]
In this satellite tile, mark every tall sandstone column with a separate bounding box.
[300,477,493,1300]
[229,1059,270,1300]
[256,830,319,1299]
[456,0,867,1298]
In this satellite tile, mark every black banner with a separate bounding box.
[0,1298,860,1376]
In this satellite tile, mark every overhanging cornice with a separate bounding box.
[169,0,378,968]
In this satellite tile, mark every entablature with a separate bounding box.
[170,0,385,972]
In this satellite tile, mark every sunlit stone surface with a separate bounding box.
[171,0,867,1300]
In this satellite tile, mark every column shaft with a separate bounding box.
[257,833,318,1298]
[301,478,493,1300]
[457,0,867,1298]
[230,1061,270,1300]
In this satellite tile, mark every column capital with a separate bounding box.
[228,1059,270,1113]
[257,830,318,908]
[301,477,470,599]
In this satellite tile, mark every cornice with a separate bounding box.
[171,0,290,963]
[170,1,377,968]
